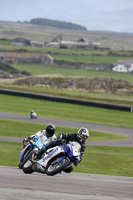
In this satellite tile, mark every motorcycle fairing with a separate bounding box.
[19,144,32,163]
[30,139,44,150]
[38,141,80,168]
[61,141,80,163]
[19,138,44,163]
[38,146,65,167]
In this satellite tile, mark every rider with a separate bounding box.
[36,127,89,173]
[23,123,57,147]
[19,123,56,169]
[30,110,36,118]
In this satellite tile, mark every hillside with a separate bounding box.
[0,63,31,78]
[1,21,133,50]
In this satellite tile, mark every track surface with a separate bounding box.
[0,166,133,200]
[0,112,133,146]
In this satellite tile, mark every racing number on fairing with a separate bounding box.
[31,140,44,149]
[72,146,79,156]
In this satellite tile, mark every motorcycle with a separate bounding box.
[22,140,81,176]
[30,111,37,119]
[19,136,44,170]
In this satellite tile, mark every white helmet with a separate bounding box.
[78,127,89,142]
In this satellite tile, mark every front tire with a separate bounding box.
[23,160,34,174]
[22,152,34,174]
[46,157,69,176]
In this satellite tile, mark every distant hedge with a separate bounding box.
[30,18,87,30]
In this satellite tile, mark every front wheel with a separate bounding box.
[46,157,70,176]
[23,160,34,174]
[22,152,34,174]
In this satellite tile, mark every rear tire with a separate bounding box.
[63,165,73,173]
[46,157,69,176]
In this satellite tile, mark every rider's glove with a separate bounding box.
[57,133,63,140]
[57,139,64,145]
[23,137,33,144]
[38,146,46,155]
[27,136,34,141]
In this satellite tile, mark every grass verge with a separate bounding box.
[0,119,128,140]
[1,84,133,106]
[75,151,133,177]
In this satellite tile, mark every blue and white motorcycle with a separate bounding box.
[22,140,81,176]
[19,136,44,171]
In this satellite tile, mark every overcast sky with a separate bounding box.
[0,0,133,33]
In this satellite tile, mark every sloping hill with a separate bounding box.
[1,21,133,50]
[30,18,87,30]
[0,62,31,78]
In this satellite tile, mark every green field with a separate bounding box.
[0,94,133,128]
[0,44,133,64]
[1,84,133,107]
[76,150,133,176]
[0,119,128,140]
[51,54,133,64]
[12,64,133,84]
[0,40,11,45]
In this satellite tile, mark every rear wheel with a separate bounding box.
[46,157,69,176]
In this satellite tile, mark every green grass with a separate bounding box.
[0,94,133,128]
[51,54,133,64]
[0,145,20,167]
[12,64,133,84]
[0,119,128,140]
[1,84,133,106]
[0,141,21,146]
[74,151,133,177]
[0,40,11,45]
[0,142,133,177]
[0,44,107,54]
[85,146,133,154]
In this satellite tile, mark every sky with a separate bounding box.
[0,0,133,33]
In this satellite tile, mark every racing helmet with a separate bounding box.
[46,123,55,138]
[78,127,89,142]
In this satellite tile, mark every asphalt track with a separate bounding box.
[0,166,133,200]
[0,112,133,146]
